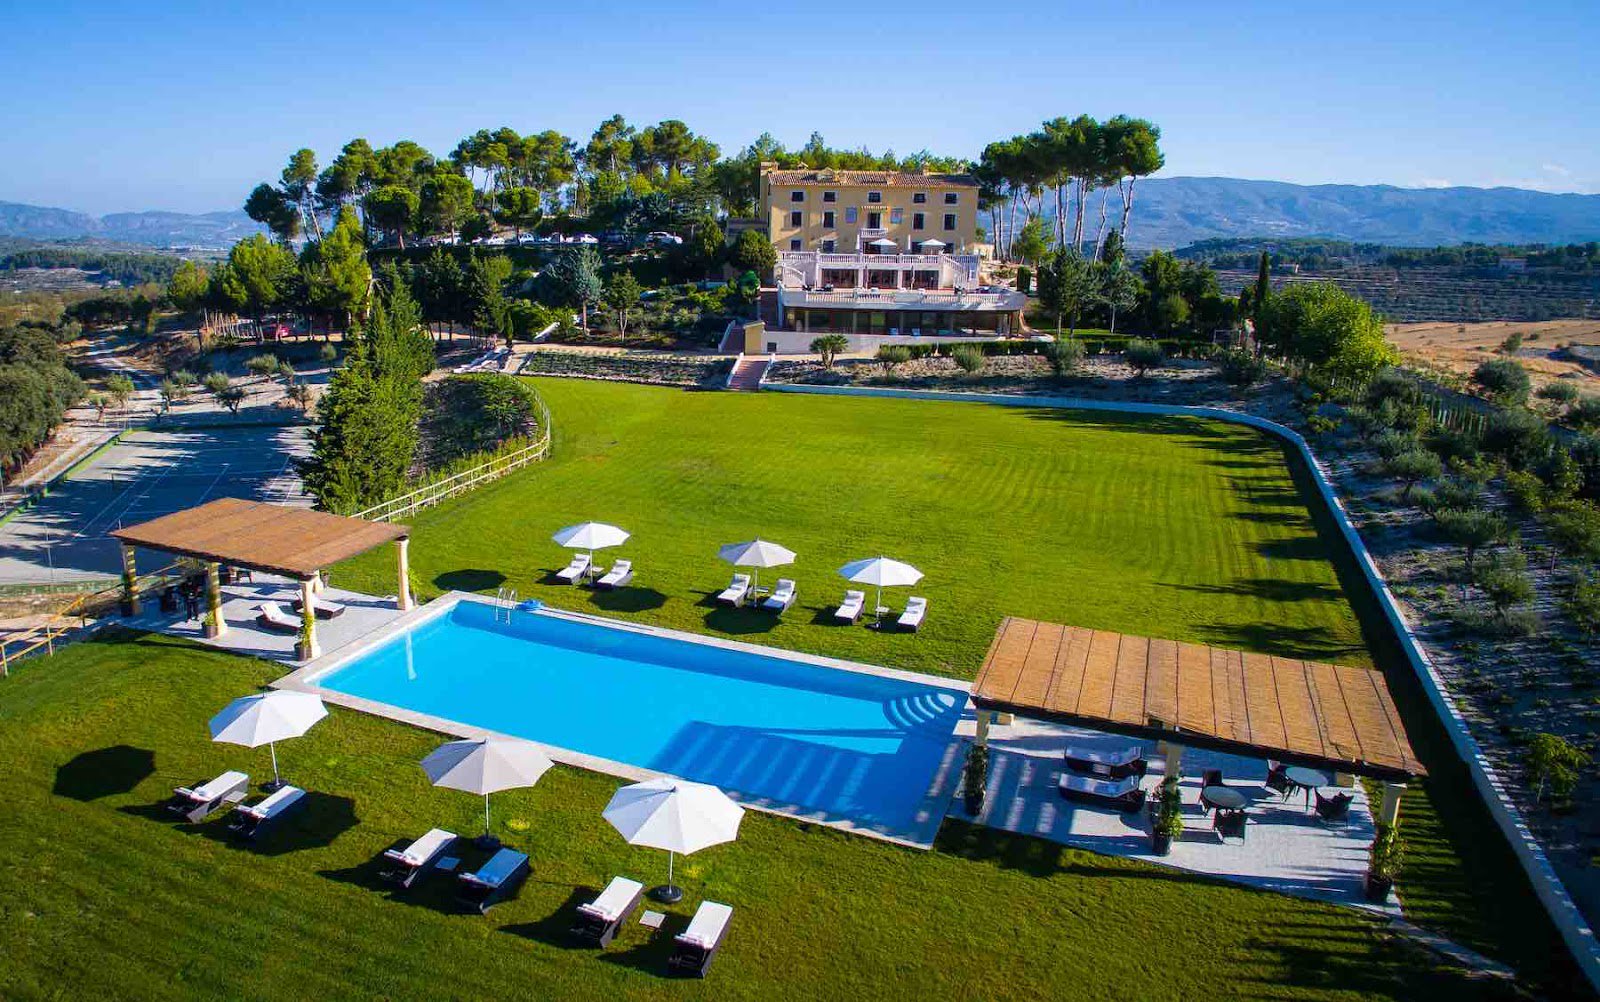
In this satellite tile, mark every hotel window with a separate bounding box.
[942,213,956,231]
[822,210,835,228]
[867,191,882,203]
[867,211,882,228]
[789,210,803,227]
[912,212,925,231]
[944,192,959,205]
[913,192,927,204]
[790,190,805,202]
[910,241,923,253]
[822,190,837,202]
[789,238,802,250]
[844,206,858,223]
[890,207,903,224]
[822,239,836,252]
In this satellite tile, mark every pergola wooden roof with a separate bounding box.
[973,617,1425,781]
[110,498,408,580]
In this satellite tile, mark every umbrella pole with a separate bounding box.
[478,792,500,850]
[652,849,684,904]
[267,742,282,790]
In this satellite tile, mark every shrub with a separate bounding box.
[1547,502,1600,563]
[1527,732,1588,801]
[1372,429,1416,460]
[1368,823,1404,883]
[1042,338,1084,377]
[1478,548,1534,621]
[875,345,911,375]
[1568,574,1600,636]
[951,344,986,374]
[1217,349,1268,387]
[1472,358,1531,404]
[962,744,989,815]
[809,334,849,370]
[1124,338,1165,377]
[1570,397,1600,432]
[1499,333,1523,355]
[1503,469,1546,514]
[1382,449,1441,499]
[1365,367,1419,407]
[1539,381,1580,408]
[202,372,231,395]
[1424,426,1481,464]
[1436,507,1510,582]
[1482,407,1551,470]
[245,353,280,380]
[319,343,338,364]
[1015,266,1032,295]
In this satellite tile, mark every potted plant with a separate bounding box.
[1365,823,1404,902]
[1151,778,1183,856]
[962,744,990,817]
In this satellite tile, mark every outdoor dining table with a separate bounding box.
[1283,767,1333,806]
[1201,785,1247,812]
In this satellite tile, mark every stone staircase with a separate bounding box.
[725,356,770,391]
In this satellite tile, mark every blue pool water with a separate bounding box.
[317,600,966,841]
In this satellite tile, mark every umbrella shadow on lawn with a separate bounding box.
[433,569,506,593]
[54,745,156,801]
[696,593,780,635]
[589,587,668,614]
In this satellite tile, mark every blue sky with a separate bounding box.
[2,0,1596,215]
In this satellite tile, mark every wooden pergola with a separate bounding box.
[111,499,411,660]
[972,617,1425,825]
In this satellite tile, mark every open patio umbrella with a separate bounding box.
[603,777,743,903]
[870,238,897,250]
[919,238,946,249]
[717,538,796,598]
[209,691,328,790]
[422,738,553,848]
[838,556,924,624]
[552,521,629,580]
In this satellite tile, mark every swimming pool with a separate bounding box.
[310,597,967,844]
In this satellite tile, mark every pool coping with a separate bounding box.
[274,590,971,851]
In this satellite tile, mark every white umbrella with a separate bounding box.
[717,538,796,597]
[838,556,924,624]
[919,238,946,248]
[552,521,629,581]
[422,738,553,847]
[209,691,328,789]
[603,777,743,903]
[870,238,897,249]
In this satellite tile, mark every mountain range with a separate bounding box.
[4,176,1600,251]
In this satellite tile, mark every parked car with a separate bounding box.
[645,231,682,246]
[599,231,628,246]
[484,235,509,246]
[570,233,599,245]
[515,233,541,245]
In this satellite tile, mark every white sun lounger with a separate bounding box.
[572,875,645,945]
[669,900,734,977]
[292,594,347,619]
[381,827,458,888]
[228,784,307,839]
[256,602,302,633]
[897,596,927,632]
[717,573,751,607]
[762,578,796,612]
[169,770,250,822]
[555,553,592,584]
[834,589,865,622]
[596,559,633,589]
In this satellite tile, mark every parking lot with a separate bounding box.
[0,426,311,586]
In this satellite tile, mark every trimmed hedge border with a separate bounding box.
[767,381,1600,993]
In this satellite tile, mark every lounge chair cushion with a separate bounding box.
[467,848,528,888]
[182,770,248,802]
[578,876,644,921]
[241,785,304,819]
[679,901,733,947]
[387,828,455,865]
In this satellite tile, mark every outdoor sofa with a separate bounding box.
[1057,772,1145,812]
[379,828,458,888]
[456,848,530,913]
[228,784,307,840]
[668,900,733,978]
[570,876,644,946]
[167,770,250,822]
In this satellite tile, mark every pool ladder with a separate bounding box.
[495,587,518,622]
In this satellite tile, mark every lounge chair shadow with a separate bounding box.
[594,911,688,976]
[54,745,155,801]
[192,791,360,857]
[589,588,668,613]
[433,568,506,593]
[807,605,855,627]
[319,844,494,912]
[499,887,597,948]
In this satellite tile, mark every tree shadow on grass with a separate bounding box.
[1163,578,1343,604]
[589,588,668,614]
[1193,622,1366,663]
[1233,510,1312,526]
[433,569,507,593]
[935,818,1066,878]
[1255,536,1332,562]
[54,745,155,801]
[499,887,597,949]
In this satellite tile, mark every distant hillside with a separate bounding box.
[1119,177,1600,249]
[0,200,263,249]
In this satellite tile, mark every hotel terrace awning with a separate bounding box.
[972,617,1425,781]
[111,498,408,580]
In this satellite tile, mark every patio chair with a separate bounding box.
[668,900,734,978]
[456,848,530,914]
[227,785,307,841]
[897,596,928,632]
[570,876,645,946]
[379,828,458,889]
[834,589,865,623]
[1057,772,1145,812]
[167,769,249,822]
[1215,808,1248,843]
[716,573,751,607]
[291,594,346,619]
[255,602,302,633]
[761,578,796,613]
[1264,762,1293,799]
[555,553,592,585]
[595,559,633,590]
[1314,790,1354,826]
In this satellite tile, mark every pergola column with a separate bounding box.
[203,561,226,638]
[311,570,326,595]
[396,537,413,612]
[297,577,320,660]
[1163,741,1185,782]
[974,709,993,749]
[119,543,141,616]
[1378,782,1406,828]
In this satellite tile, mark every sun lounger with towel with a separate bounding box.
[761,578,796,613]
[1057,773,1145,812]
[596,559,633,590]
[1062,744,1147,780]
[555,553,592,585]
[716,573,751,607]
[291,594,347,619]
[834,589,865,623]
[456,848,530,913]
[570,876,645,946]
[380,828,458,888]
[897,596,927,631]
[228,784,307,840]
[668,900,733,978]
[167,770,250,822]
[256,602,302,633]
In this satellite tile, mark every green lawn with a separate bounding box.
[339,378,1370,677]
[0,633,1520,1001]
